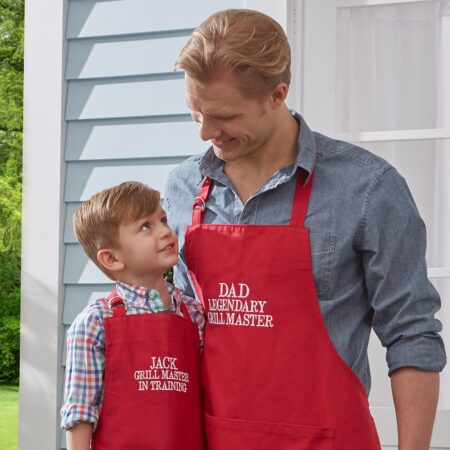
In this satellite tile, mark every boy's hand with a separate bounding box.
[66,422,93,450]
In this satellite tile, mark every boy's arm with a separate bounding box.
[61,306,105,432]
[66,422,93,450]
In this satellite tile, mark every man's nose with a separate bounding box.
[199,118,220,141]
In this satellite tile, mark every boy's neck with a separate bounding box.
[118,275,172,309]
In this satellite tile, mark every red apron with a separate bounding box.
[91,290,204,450]
[184,171,381,450]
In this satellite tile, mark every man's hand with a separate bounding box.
[66,422,93,450]
[391,367,439,450]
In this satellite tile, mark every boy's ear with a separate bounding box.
[97,249,125,273]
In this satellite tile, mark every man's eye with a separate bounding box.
[191,113,201,123]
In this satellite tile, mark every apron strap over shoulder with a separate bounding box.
[107,289,127,317]
[290,169,315,228]
[192,177,213,225]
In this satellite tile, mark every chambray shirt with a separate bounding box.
[165,111,446,393]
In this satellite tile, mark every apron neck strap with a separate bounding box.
[107,289,127,317]
[192,177,213,225]
[191,170,315,227]
[290,169,315,227]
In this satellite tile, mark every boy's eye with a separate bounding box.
[161,216,168,225]
[141,221,151,231]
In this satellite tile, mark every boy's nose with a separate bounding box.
[159,223,172,238]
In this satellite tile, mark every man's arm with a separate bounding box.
[391,367,439,450]
[66,423,93,450]
[358,167,446,447]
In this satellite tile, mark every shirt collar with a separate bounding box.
[198,111,317,186]
[115,280,177,312]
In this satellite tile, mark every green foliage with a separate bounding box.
[0,0,24,72]
[0,252,20,318]
[164,267,174,283]
[0,69,23,132]
[0,0,23,386]
[0,317,20,384]
[0,251,20,384]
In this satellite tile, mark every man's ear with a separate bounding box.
[270,81,288,108]
[97,249,125,273]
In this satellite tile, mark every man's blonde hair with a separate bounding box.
[73,181,160,278]
[176,9,291,97]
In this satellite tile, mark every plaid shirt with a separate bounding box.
[60,280,204,430]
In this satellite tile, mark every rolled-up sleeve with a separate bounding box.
[61,310,105,430]
[358,167,446,375]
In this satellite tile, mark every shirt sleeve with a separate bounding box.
[164,178,196,299]
[357,167,447,375]
[60,306,105,430]
[179,291,205,350]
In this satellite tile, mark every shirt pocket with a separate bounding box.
[310,233,336,299]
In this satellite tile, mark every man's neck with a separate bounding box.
[224,108,299,204]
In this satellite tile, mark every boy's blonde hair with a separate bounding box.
[175,9,291,97]
[73,181,160,278]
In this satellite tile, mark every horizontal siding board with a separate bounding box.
[64,244,111,284]
[63,284,115,324]
[67,0,245,39]
[64,158,185,202]
[66,34,190,80]
[66,76,187,121]
[64,203,80,243]
[65,116,208,161]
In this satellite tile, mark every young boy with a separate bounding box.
[60,181,205,450]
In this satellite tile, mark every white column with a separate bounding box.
[20,0,68,449]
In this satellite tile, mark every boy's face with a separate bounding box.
[113,204,178,286]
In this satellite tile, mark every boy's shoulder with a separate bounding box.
[67,295,112,336]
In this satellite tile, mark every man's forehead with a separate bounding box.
[185,76,247,113]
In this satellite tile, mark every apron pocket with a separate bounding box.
[204,412,335,450]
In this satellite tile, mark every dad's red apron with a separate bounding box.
[91,290,204,450]
[185,171,380,449]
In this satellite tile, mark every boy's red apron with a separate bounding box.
[184,170,381,450]
[91,292,204,450]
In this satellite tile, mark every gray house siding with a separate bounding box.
[60,0,244,447]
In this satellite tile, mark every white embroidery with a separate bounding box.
[208,282,274,328]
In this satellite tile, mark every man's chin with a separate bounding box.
[213,146,240,163]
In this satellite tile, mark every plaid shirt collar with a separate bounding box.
[115,280,177,313]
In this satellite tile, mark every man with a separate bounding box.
[165,8,446,450]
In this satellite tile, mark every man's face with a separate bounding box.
[186,74,276,163]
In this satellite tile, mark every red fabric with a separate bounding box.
[91,291,204,450]
[185,171,381,450]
